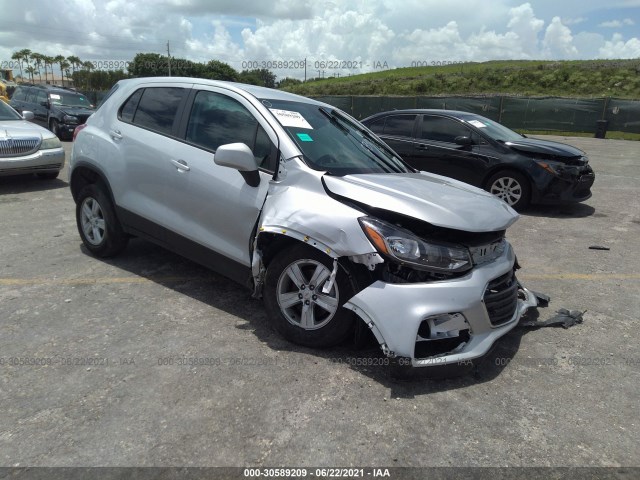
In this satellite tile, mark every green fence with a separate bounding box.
[313,95,640,134]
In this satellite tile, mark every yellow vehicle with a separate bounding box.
[1,69,17,103]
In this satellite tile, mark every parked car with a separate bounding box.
[0,100,65,179]
[10,84,94,140]
[70,77,540,368]
[361,109,595,210]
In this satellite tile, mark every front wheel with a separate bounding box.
[486,170,531,210]
[263,244,356,348]
[49,119,61,139]
[75,183,128,257]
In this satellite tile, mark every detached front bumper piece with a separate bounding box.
[344,243,538,367]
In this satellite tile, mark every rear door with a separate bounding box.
[109,82,191,243]
[163,87,275,268]
[367,114,418,161]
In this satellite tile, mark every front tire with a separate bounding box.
[486,170,531,210]
[263,244,356,348]
[49,119,62,139]
[76,183,128,257]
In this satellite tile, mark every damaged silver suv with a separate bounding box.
[70,77,538,367]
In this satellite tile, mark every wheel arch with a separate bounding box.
[70,162,116,206]
[482,165,533,191]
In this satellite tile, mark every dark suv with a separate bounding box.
[10,85,95,140]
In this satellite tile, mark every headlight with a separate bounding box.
[63,115,79,124]
[535,160,563,175]
[40,136,62,150]
[359,217,472,273]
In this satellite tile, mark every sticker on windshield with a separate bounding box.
[468,119,487,128]
[269,109,313,129]
[50,94,61,99]
[296,133,313,142]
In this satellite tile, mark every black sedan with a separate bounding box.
[361,109,595,210]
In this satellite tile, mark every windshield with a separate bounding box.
[49,92,93,108]
[461,114,524,142]
[0,100,23,121]
[262,99,411,175]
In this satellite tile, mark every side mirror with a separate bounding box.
[21,110,35,121]
[40,101,50,108]
[214,143,260,187]
[454,135,473,146]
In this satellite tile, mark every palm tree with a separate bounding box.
[44,56,56,84]
[11,51,24,80]
[25,66,36,82]
[67,55,82,86]
[82,61,94,89]
[53,55,66,86]
[11,49,32,82]
[59,59,70,86]
[30,53,44,83]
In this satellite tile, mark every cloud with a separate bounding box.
[563,16,587,26]
[598,33,640,57]
[599,18,635,28]
[1,1,640,82]
[543,16,578,58]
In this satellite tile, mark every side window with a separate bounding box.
[119,89,143,123]
[367,118,385,134]
[37,91,48,104]
[12,88,26,101]
[25,89,37,103]
[383,114,417,137]
[421,116,473,143]
[186,90,276,172]
[131,87,186,135]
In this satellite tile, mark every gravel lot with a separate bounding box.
[0,136,638,473]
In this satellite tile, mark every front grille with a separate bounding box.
[484,270,518,326]
[0,137,40,157]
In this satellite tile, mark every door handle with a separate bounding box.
[171,159,190,171]
[109,129,123,140]
[416,143,429,150]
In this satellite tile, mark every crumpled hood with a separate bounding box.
[0,120,49,138]
[58,106,94,117]
[323,172,519,232]
[505,137,584,159]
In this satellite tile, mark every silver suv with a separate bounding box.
[70,77,538,367]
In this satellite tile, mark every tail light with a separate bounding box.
[72,123,87,142]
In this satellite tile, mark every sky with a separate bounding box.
[1,0,639,80]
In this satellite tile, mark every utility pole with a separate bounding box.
[304,58,306,82]
[167,40,171,76]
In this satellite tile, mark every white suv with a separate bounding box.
[70,77,538,367]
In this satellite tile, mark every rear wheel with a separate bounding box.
[486,170,531,210]
[263,244,356,348]
[76,183,128,257]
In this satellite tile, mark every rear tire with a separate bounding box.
[486,170,531,210]
[263,244,356,348]
[76,183,128,257]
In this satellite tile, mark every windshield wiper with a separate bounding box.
[318,107,408,173]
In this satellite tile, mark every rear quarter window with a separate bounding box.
[121,87,186,136]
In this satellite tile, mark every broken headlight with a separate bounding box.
[535,160,564,175]
[359,217,472,273]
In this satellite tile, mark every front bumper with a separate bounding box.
[344,243,538,367]
[531,164,595,205]
[0,147,65,176]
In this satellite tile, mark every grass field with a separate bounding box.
[283,59,640,99]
